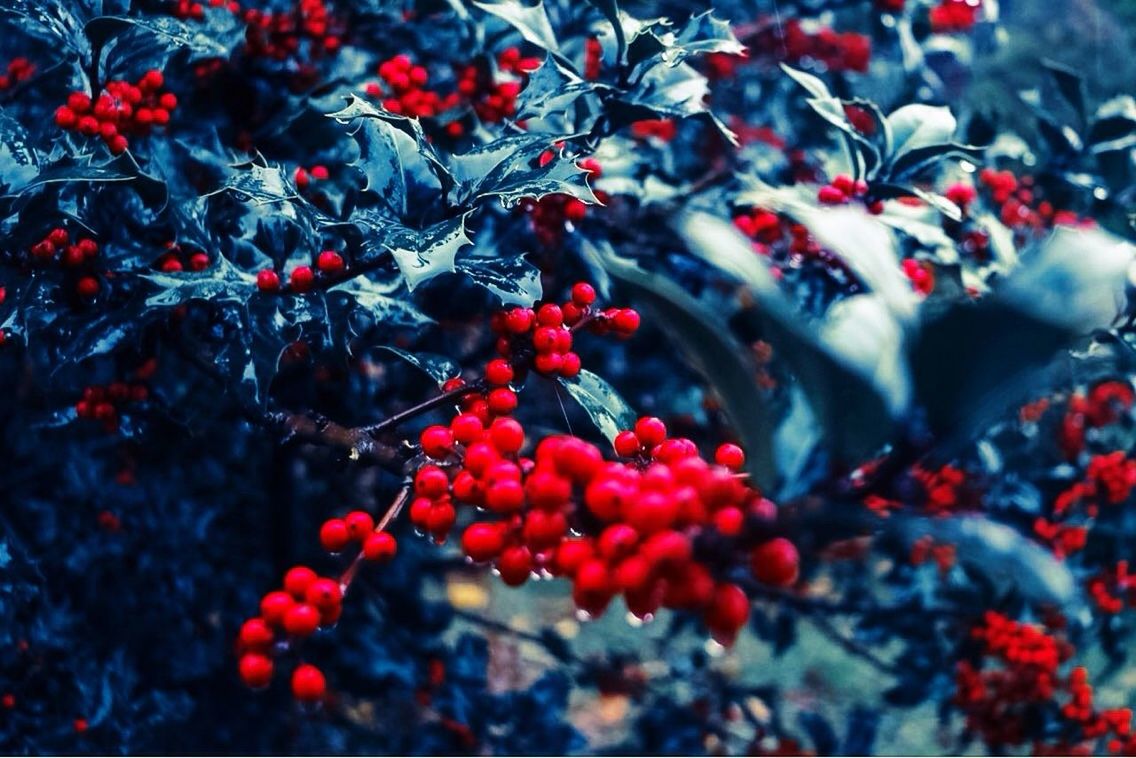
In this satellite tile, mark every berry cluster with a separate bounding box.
[1059,380,1135,459]
[630,119,678,142]
[75,382,149,433]
[241,0,342,62]
[911,464,971,515]
[154,241,210,273]
[0,57,34,92]
[752,19,871,74]
[365,54,455,119]
[909,535,956,574]
[27,228,102,300]
[293,164,329,190]
[460,46,539,124]
[584,37,603,81]
[816,174,875,210]
[1087,561,1135,615]
[53,70,177,155]
[901,258,935,296]
[977,168,1088,234]
[929,0,983,33]
[954,612,1073,747]
[256,250,347,294]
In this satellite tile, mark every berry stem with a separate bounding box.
[338,485,410,594]
[363,381,486,437]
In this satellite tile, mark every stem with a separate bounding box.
[338,485,411,594]
[363,381,486,437]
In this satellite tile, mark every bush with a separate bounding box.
[2,0,1136,754]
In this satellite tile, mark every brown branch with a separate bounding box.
[362,381,486,437]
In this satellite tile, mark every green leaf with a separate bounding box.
[585,0,626,65]
[514,56,599,123]
[911,226,1136,447]
[380,216,474,291]
[0,109,38,194]
[558,369,636,444]
[885,104,957,163]
[328,277,433,328]
[380,346,459,386]
[591,240,778,489]
[472,0,560,54]
[450,135,598,208]
[455,250,543,307]
[85,14,239,61]
[780,63,833,100]
[1042,59,1086,123]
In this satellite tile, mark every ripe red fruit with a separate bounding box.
[487,387,518,415]
[420,425,454,458]
[294,167,310,189]
[623,492,679,535]
[344,510,375,540]
[304,578,343,611]
[817,185,847,205]
[485,359,514,386]
[239,618,275,649]
[612,308,640,334]
[239,653,274,689]
[613,431,641,457]
[319,518,351,552]
[54,106,77,128]
[76,276,100,299]
[634,417,667,447]
[283,566,318,599]
[553,538,595,576]
[362,532,397,562]
[461,522,505,562]
[415,465,450,498]
[496,545,533,586]
[289,265,314,293]
[450,413,483,444]
[291,664,326,701]
[571,282,596,306]
[283,603,321,637]
[259,591,295,626]
[704,583,750,645]
[486,479,525,512]
[750,537,800,587]
[316,250,344,273]
[504,307,534,333]
[257,269,280,292]
[489,418,524,454]
[714,443,745,470]
[559,352,581,378]
[536,303,563,327]
[712,506,744,537]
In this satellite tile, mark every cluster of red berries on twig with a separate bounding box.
[255,249,347,295]
[0,57,34,92]
[293,164,329,190]
[366,54,456,119]
[977,168,1089,234]
[1058,380,1135,460]
[630,119,679,142]
[1087,561,1136,615]
[54,70,177,155]
[242,0,342,61]
[154,241,210,273]
[520,156,603,247]
[816,174,876,210]
[75,382,149,433]
[956,612,1136,752]
[27,228,103,300]
[458,46,539,125]
[909,535,956,574]
[751,19,871,73]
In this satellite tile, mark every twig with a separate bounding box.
[362,381,485,436]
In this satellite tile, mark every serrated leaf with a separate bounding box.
[0,109,38,194]
[455,251,543,307]
[328,277,432,328]
[514,56,598,122]
[380,216,473,290]
[380,346,459,386]
[450,135,598,208]
[85,14,240,61]
[558,369,636,444]
[472,0,560,54]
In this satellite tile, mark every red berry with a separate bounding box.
[310,165,329,180]
[415,465,450,498]
[260,591,295,626]
[613,431,640,457]
[283,566,318,599]
[344,510,375,540]
[817,185,847,205]
[571,282,596,306]
[304,578,343,611]
[559,352,581,378]
[420,425,454,458]
[317,250,344,273]
[486,479,525,513]
[362,532,397,562]
[462,522,505,562]
[283,603,321,637]
[76,276,99,299]
[487,387,518,415]
[289,265,314,293]
[319,518,351,552]
[536,303,563,327]
[623,492,679,535]
[485,359,514,386]
[489,418,524,454]
[496,545,533,586]
[612,309,640,334]
[54,106,77,128]
[257,269,280,292]
[704,583,750,645]
[750,538,800,587]
[714,443,745,470]
[239,653,274,689]
[450,413,483,444]
[504,307,534,334]
[295,167,310,189]
[712,506,744,537]
[239,617,275,649]
[634,417,667,447]
[291,664,326,701]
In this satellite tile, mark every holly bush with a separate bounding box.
[4,0,1136,754]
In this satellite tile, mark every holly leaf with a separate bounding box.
[380,346,459,386]
[141,253,256,307]
[0,109,38,194]
[472,0,560,55]
[455,250,543,307]
[558,369,636,444]
[85,13,241,62]
[369,215,474,291]
[450,134,598,208]
[328,277,433,328]
[515,56,599,123]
